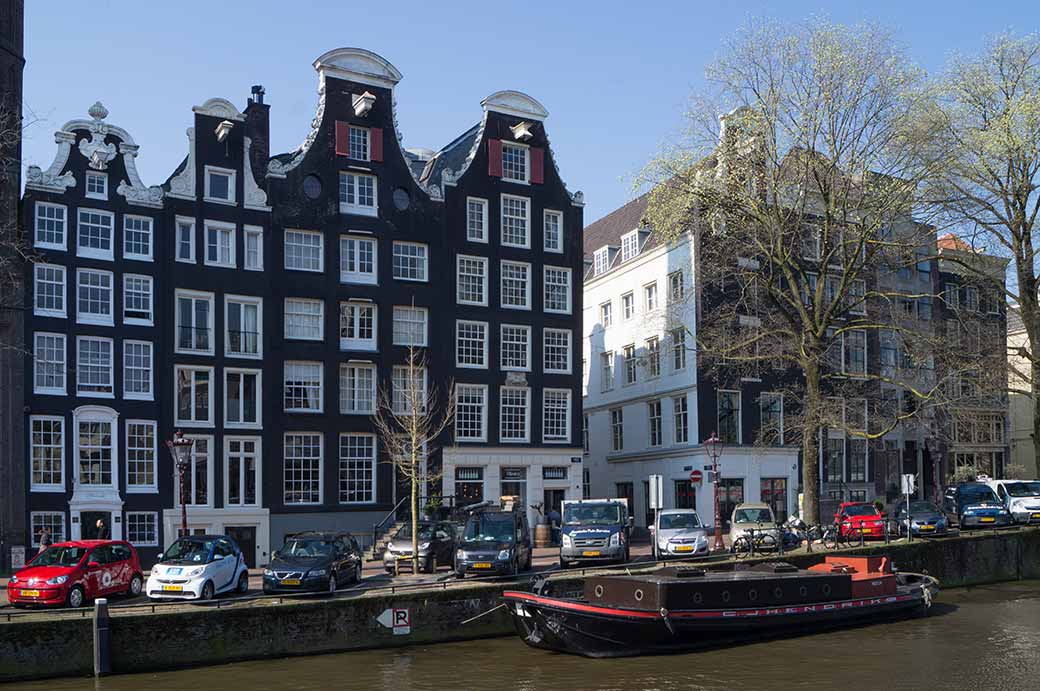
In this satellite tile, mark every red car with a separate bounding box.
[8,540,144,608]
[835,502,886,539]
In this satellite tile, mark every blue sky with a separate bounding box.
[20,0,1040,224]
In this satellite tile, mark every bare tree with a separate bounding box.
[0,92,33,318]
[926,33,1040,470]
[372,345,455,574]
[638,19,958,521]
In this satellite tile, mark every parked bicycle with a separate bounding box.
[731,527,779,559]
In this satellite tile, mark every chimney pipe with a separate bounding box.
[251,84,265,105]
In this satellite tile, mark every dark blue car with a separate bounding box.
[948,483,1012,529]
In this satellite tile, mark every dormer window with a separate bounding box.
[204,166,236,204]
[501,142,529,183]
[593,247,609,276]
[85,172,107,200]
[621,231,640,261]
[350,126,370,161]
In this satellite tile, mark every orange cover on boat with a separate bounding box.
[849,573,897,597]
[824,555,890,574]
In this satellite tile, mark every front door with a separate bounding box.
[81,511,112,540]
[760,478,788,522]
[543,489,565,517]
[225,526,256,568]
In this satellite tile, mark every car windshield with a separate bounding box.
[280,539,332,557]
[563,504,622,526]
[393,524,435,541]
[659,513,701,530]
[1006,482,1040,497]
[734,508,773,523]
[907,501,939,513]
[462,514,514,544]
[163,539,214,562]
[30,546,87,567]
[843,505,880,517]
[959,487,999,505]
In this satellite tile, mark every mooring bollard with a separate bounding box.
[93,598,111,677]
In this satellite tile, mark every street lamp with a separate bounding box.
[704,432,725,552]
[166,431,194,538]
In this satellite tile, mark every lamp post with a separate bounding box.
[165,431,194,538]
[704,432,725,552]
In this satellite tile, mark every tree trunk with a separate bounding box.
[1031,358,1040,480]
[410,470,419,575]
[801,360,822,524]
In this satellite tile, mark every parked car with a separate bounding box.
[559,498,633,568]
[383,521,457,574]
[894,500,949,537]
[986,479,1040,524]
[729,503,779,550]
[835,502,887,540]
[946,483,1012,529]
[8,540,143,608]
[455,508,532,577]
[146,534,249,600]
[650,509,709,560]
[264,531,363,594]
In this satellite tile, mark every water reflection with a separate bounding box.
[8,582,1040,691]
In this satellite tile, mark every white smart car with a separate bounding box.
[146,534,249,600]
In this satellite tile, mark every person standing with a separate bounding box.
[37,526,52,554]
[95,518,110,539]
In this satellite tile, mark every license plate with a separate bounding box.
[675,545,694,552]
[162,585,183,592]
[1031,513,1040,519]
[920,526,935,531]
[582,550,601,557]
[19,589,40,597]
[980,517,995,523]
[473,562,492,569]
[281,579,301,585]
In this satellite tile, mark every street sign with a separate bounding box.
[648,474,664,510]
[689,469,703,484]
[703,464,712,471]
[901,474,916,495]
[377,608,411,635]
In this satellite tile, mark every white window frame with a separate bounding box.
[31,512,67,546]
[392,306,429,346]
[174,365,214,427]
[620,230,640,261]
[122,274,154,326]
[175,289,215,355]
[467,197,489,243]
[542,388,572,444]
[29,415,65,491]
[544,266,572,314]
[75,268,114,326]
[123,215,154,262]
[125,512,159,546]
[500,194,531,248]
[76,208,114,260]
[455,320,489,369]
[225,294,263,359]
[125,419,158,493]
[284,361,324,414]
[122,340,154,401]
[717,390,741,444]
[284,298,325,341]
[501,260,532,310]
[593,247,609,276]
[203,165,236,205]
[72,405,118,489]
[284,229,324,273]
[499,386,531,443]
[340,234,378,285]
[33,332,66,395]
[339,362,377,415]
[85,171,108,200]
[500,324,532,372]
[392,241,429,282]
[543,328,572,374]
[644,282,658,312]
[34,202,67,250]
[599,301,613,327]
[283,432,324,506]
[244,225,264,271]
[76,336,114,398]
[339,301,377,351]
[456,255,489,306]
[339,171,378,217]
[349,125,371,162]
[204,219,236,268]
[174,434,214,507]
[621,292,635,320]
[455,384,488,442]
[543,209,564,253]
[391,365,428,414]
[175,216,196,264]
[224,368,263,428]
[601,351,615,391]
[501,141,530,184]
[338,433,377,505]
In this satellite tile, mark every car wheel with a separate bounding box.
[67,585,85,608]
[127,574,143,597]
[237,571,249,594]
[327,575,337,595]
[426,556,437,574]
[559,559,570,570]
[354,562,363,584]
[200,580,215,601]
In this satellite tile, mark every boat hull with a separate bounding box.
[504,575,937,658]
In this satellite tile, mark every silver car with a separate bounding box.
[729,502,780,550]
[651,509,709,560]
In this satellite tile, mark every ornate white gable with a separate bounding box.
[481,90,549,122]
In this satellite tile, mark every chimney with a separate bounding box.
[244,84,270,183]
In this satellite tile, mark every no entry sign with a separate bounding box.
[689,469,703,484]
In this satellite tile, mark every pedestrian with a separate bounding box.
[547,507,562,545]
[95,518,110,539]
[38,526,52,553]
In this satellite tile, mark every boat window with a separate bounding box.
[30,546,88,567]
[733,508,773,523]
[659,513,702,530]
[563,504,622,526]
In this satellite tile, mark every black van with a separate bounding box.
[454,508,532,578]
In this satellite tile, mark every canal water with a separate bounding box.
[8,581,1040,691]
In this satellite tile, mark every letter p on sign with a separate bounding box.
[377,607,412,635]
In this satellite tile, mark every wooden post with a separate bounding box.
[93,598,110,676]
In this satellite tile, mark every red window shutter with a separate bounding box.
[335,121,350,157]
[530,147,545,184]
[370,127,384,162]
[488,139,503,177]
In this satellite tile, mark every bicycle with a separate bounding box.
[806,523,841,550]
[731,527,778,559]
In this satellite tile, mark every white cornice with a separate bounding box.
[192,97,245,122]
[313,47,402,90]
[481,90,549,121]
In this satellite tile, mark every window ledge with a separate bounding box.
[340,204,378,217]
[203,196,236,206]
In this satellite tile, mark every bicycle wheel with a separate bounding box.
[823,528,839,550]
[732,536,751,559]
[758,534,778,552]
